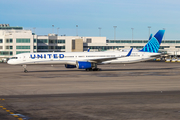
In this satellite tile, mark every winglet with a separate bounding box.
[126,48,133,56]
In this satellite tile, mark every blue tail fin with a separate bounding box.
[154,30,165,45]
[140,30,165,53]
[149,34,153,40]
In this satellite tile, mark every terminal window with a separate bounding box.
[159,46,170,49]
[143,40,148,43]
[6,46,13,49]
[0,51,13,56]
[72,40,75,49]
[37,39,48,43]
[16,51,30,54]
[164,41,175,43]
[55,46,65,49]
[16,38,30,43]
[0,39,2,43]
[88,46,124,50]
[37,46,48,49]
[58,40,65,43]
[49,40,55,44]
[49,46,54,49]
[121,40,131,43]
[130,46,144,49]
[86,39,92,43]
[6,39,13,43]
[16,46,30,49]
[132,41,143,43]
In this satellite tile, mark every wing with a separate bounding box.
[79,48,133,63]
[66,48,133,65]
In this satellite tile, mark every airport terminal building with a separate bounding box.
[0,24,180,59]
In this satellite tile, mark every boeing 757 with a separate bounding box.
[7,30,165,72]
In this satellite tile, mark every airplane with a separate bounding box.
[7,30,165,72]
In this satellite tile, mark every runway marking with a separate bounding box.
[6,110,10,112]
[10,112,14,114]
[0,98,26,120]
[13,115,19,117]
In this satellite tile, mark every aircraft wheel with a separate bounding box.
[86,68,95,71]
[24,70,28,73]
[92,68,100,71]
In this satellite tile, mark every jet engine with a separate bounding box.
[77,61,92,69]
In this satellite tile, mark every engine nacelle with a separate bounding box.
[65,64,76,68]
[77,61,92,69]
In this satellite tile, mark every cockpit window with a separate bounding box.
[11,57,18,59]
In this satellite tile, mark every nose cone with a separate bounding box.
[7,59,13,65]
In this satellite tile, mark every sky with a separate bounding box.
[1,0,180,39]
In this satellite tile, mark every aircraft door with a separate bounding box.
[51,55,53,61]
[23,55,26,61]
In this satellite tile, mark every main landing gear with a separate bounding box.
[85,68,101,71]
[85,63,101,71]
[22,65,28,73]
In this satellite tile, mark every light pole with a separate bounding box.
[148,26,151,37]
[163,28,165,40]
[33,27,36,33]
[76,25,78,36]
[33,27,36,49]
[98,27,101,36]
[57,27,60,35]
[52,25,54,33]
[131,28,134,41]
[113,26,117,40]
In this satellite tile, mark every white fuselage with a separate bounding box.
[7,51,160,65]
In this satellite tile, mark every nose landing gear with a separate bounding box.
[22,65,28,73]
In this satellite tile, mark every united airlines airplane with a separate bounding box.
[7,30,165,72]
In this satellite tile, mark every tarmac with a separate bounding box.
[0,62,180,120]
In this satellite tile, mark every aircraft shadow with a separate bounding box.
[28,67,174,73]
